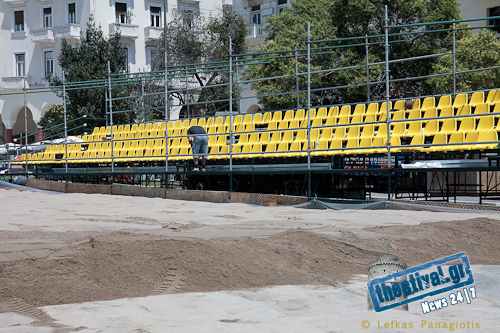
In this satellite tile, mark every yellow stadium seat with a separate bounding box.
[252,113,263,125]
[329,139,342,155]
[338,105,351,118]
[437,95,452,110]
[316,107,328,120]
[350,114,363,124]
[470,91,484,108]
[206,117,214,128]
[307,108,316,119]
[346,126,360,139]
[407,134,425,152]
[337,115,349,125]
[208,146,219,160]
[243,114,252,124]
[474,103,490,115]
[289,119,300,130]
[245,123,255,133]
[408,109,421,119]
[215,135,227,147]
[343,138,359,155]
[271,111,283,122]
[269,131,281,144]
[380,101,392,114]
[319,128,333,142]
[405,121,422,138]
[360,125,374,138]
[248,133,259,144]
[325,117,336,127]
[278,120,288,129]
[332,126,346,141]
[426,133,447,153]
[262,142,276,158]
[294,130,307,143]
[475,115,494,132]
[439,119,456,135]
[423,120,439,136]
[283,110,294,121]
[375,123,388,137]
[285,142,301,158]
[439,106,454,118]
[260,132,270,144]
[392,110,405,121]
[238,134,249,145]
[423,108,437,121]
[453,93,468,109]
[352,104,366,118]
[366,102,379,115]
[457,104,471,116]
[311,118,322,128]
[327,106,339,118]
[282,130,294,143]
[356,137,373,155]
[443,132,465,152]
[475,130,498,150]
[389,136,402,153]
[311,140,329,157]
[292,109,304,121]
[275,142,289,158]
[364,114,377,123]
[393,100,405,111]
[392,122,407,137]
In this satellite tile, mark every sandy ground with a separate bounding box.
[0,187,499,332]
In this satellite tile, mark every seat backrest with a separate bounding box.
[437,95,452,109]
[474,103,489,114]
[453,93,468,108]
[366,103,379,114]
[432,133,447,144]
[477,130,497,143]
[339,105,351,117]
[439,106,454,118]
[327,106,339,118]
[393,99,405,111]
[353,104,366,115]
[470,91,484,106]
[476,115,494,131]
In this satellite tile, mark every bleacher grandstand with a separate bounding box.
[14,89,500,167]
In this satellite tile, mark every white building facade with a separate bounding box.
[458,0,500,29]
[0,0,228,143]
[232,0,290,114]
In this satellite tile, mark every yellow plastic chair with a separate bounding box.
[389,136,402,153]
[278,120,288,129]
[360,125,374,138]
[423,108,437,121]
[393,100,405,111]
[311,140,329,157]
[281,130,294,143]
[327,106,339,118]
[319,128,333,142]
[426,133,447,153]
[423,120,439,136]
[262,142,276,159]
[408,109,422,120]
[439,118,457,135]
[275,142,289,158]
[406,121,422,138]
[283,110,294,121]
[407,134,425,152]
[475,115,494,132]
[332,126,346,141]
[470,91,485,108]
[243,114,252,124]
[453,93,468,109]
[437,95,452,110]
[392,122,407,137]
[458,132,479,151]
[343,138,359,155]
[272,111,283,122]
[316,107,328,120]
[285,141,301,158]
[366,102,379,115]
[294,109,305,121]
[269,131,282,144]
[260,132,270,144]
[375,123,388,138]
[475,130,498,150]
[444,132,465,152]
[338,105,351,118]
[474,103,490,115]
[346,126,360,139]
[328,139,343,155]
[357,137,373,155]
[456,104,471,116]
[439,106,454,118]
[352,104,366,118]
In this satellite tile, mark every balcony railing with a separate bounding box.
[144,26,163,42]
[247,24,266,40]
[30,27,55,44]
[1,77,30,90]
[55,24,81,40]
[110,23,139,39]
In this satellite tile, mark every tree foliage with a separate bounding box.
[429,27,500,93]
[40,16,137,136]
[152,7,247,116]
[247,0,471,110]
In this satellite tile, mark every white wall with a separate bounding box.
[458,0,500,28]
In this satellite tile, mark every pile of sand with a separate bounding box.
[1,217,499,308]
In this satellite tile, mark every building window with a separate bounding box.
[252,13,261,25]
[278,0,287,5]
[14,10,25,32]
[489,6,500,31]
[150,6,161,27]
[15,53,26,77]
[43,7,53,28]
[148,48,158,65]
[251,5,260,12]
[68,3,76,24]
[123,47,129,70]
[116,2,127,24]
[44,51,54,76]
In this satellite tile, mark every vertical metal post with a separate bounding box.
[105,88,108,126]
[306,22,312,198]
[63,71,68,175]
[185,66,190,118]
[141,77,146,121]
[384,5,391,200]
[295,48,300,109]
[452,20,457,98]
[229,37,233,173]
[163,1,169,174]
[365,36,371,103]
[107,61,115,175]
[235,57,241,114]
[23,80,28,171]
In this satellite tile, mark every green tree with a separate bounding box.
[429,27,500,93]
[152,7,247,116]
[40,15,137,135]
[247,0,463,110]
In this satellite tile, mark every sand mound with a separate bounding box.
[1,218,499,309]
